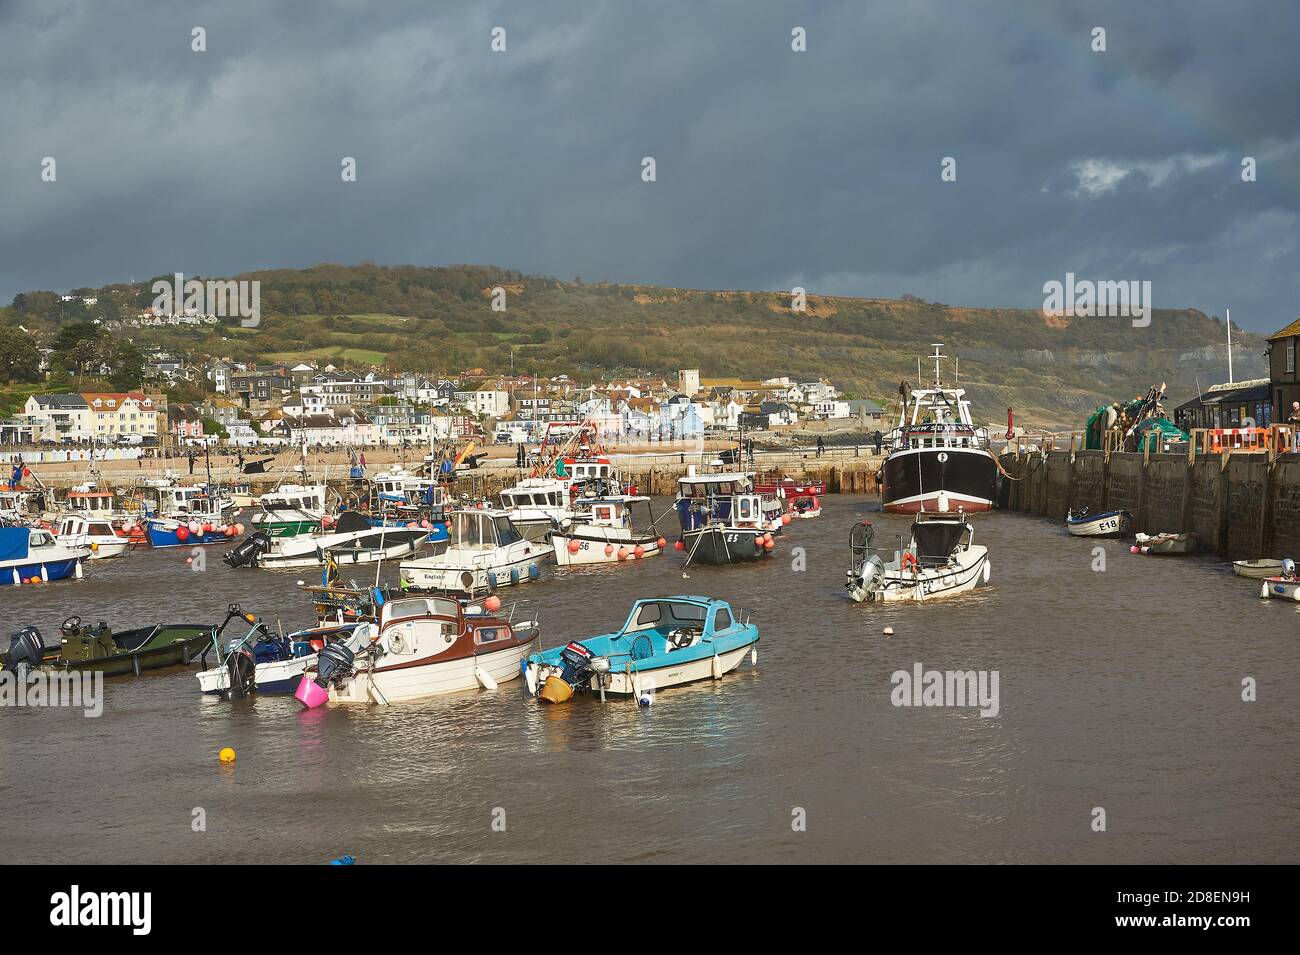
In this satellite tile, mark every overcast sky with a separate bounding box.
[2,0,1297,331]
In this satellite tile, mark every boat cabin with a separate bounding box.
[57,514,117,540]
[616,597,743,655]
[261,485,324,513]
[675,472,762,527]
[445,509,524,551]
[65,488,116,516]
[500,480,566,510]
[581,496,653,529]
[376,595,528,658]
[902,422,982,451]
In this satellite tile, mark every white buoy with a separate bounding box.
[474,666,498,691]
[711,654,723,680]
[40,564,49,582]
[883,626,894,636]
[524,665,538,696]
[983,559,991,583]
[297,580,305,587]
[1261,583,1270,599]
[12,569,21,586]
[74,560,83,580]
[750,648,757,666]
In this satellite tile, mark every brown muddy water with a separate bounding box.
[2,496,1298,864]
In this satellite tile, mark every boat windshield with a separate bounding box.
[623,600,708,634]
[385,596,459,622]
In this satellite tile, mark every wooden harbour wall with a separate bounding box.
[1001,449,1300,559]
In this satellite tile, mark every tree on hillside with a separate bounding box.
[107,341,145,391]
[51,322,105,378]
[0,328,41,383]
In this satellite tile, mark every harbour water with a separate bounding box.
[2,496,1298,864]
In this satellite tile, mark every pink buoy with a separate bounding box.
[633,545,645,558]
[294,675,329,709]
[484,595,502,612]
[567,539,581,554]
[604,544,614,556]
[781,513,792,525]
[674,540,685,551]
[764,539,775,550]
[657,537,666,548]
[617,547,629,561]
[1129,545,1140,554]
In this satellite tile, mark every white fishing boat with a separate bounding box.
[551,496,664,566]
[53,514,129,560]
[1,525,89,586]
[1134,531,1197,555]
[399,508,543,593]
[845,509,990,603]
[1066,507,1134,538]
[789,494,822,519]
[1234,558,1284,579]
[232,511,429,569]
[294,595,540,706]
[499,477,574,543]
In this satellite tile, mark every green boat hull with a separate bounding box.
[254,519,320,538]
[31,625,215,678]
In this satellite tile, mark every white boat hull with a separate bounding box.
[551,531,661,566]
[848,549,990,603]
[400,546,543,592]
[1260,577,1300,601]
[329,638,536,704]
[1066,510,1133,537]
[1235,559,1283,579]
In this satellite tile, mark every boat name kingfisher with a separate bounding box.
[890,662,999,718]
[0,670,103,717]
[49,885,151,935]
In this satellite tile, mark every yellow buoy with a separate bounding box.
[219,747,236,763]
[538,675,574,704]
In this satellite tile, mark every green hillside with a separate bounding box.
[2,263,1266,429]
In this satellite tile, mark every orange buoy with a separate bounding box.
[484,595,502,612]
[567,539,581,554]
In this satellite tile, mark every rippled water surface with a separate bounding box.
[3,496,1298,863]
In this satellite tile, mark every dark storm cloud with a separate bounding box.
[1,0,1297,329]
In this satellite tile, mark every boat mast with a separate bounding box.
[1225,308,1234,384]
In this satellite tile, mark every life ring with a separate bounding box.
[901,552,918,573]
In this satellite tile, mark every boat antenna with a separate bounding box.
[1225,308,1234,384]
[930,343,945,388]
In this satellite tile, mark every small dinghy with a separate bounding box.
[1133,531,1196,556]
[1234,558,1284,579]
[845,510,990,603]
[523,596,758,703]
[789,494,822,519]
[1259,559,1300,601]
[2,616,213,678]
[1066,506,1133,538]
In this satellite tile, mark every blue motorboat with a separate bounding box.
[1,525,88,586]
[524,596,758,702]
[196,611,369,697]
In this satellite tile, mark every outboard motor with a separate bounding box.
[5,627,46,677]
[221,636,258,701]
[223,532,271,568]
[294,642,356,709]
[538,641,596,704]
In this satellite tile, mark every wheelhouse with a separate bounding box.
[446,509,524,550]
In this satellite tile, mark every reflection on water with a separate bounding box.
[2,497,1299,863]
